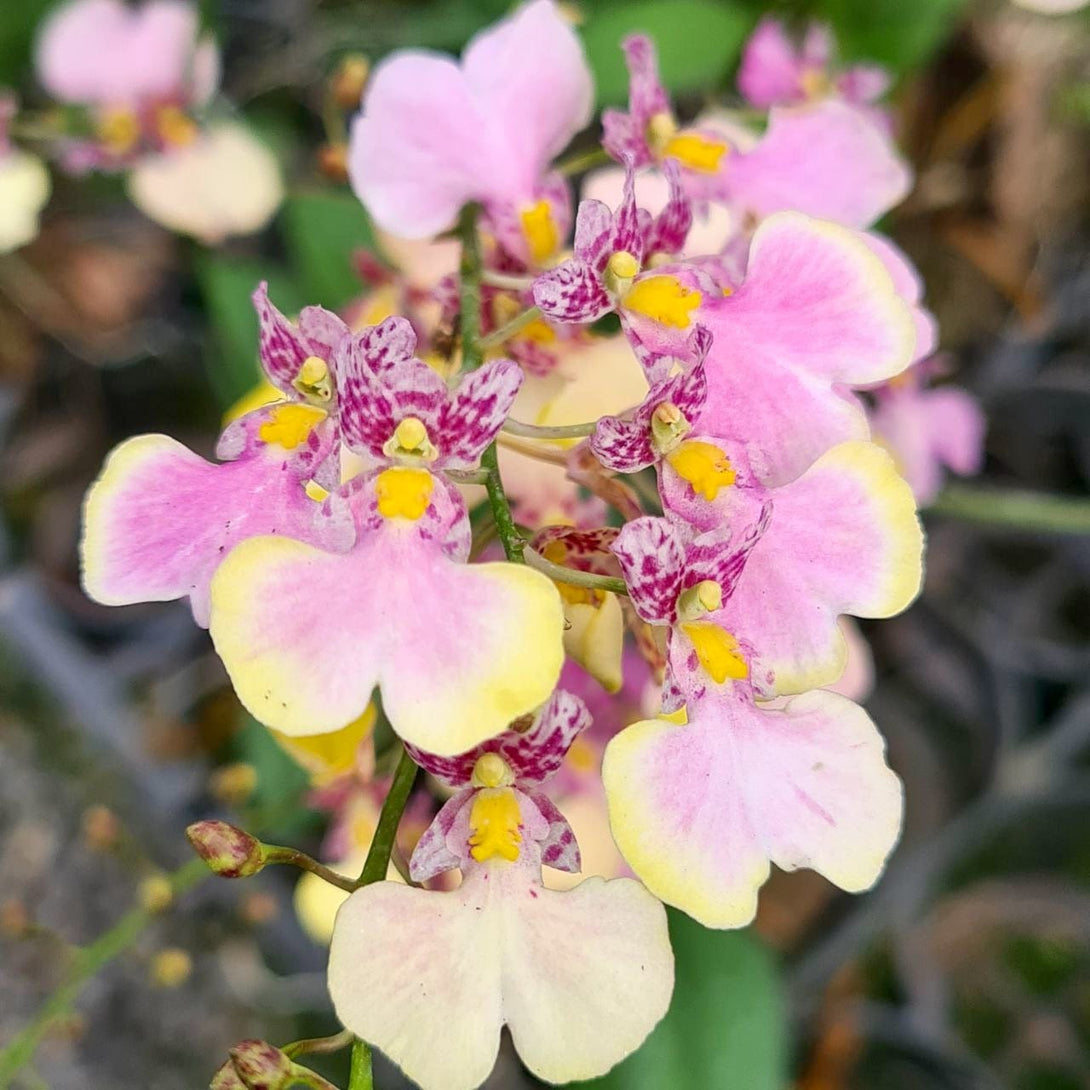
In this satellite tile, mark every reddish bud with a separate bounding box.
[186,820,265,878]
[210,1059,247,1090]
[228,1040,295,1090]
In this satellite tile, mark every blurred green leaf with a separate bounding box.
[577,912,787,1090]
[281,190,375,310]
[817,0,970,73]
[0,0,53,84]
[193,254,304,411]
[580,0,754,106]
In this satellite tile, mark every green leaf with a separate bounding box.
[281,190,376,310]
[817,0,971,73]
[0,0,53,85]
[193,254,304,411]
[577,912,787,1090]
[580,0,754,106]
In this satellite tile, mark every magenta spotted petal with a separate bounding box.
[592,357,709,473]
[434,357,523,469]
[404,688,591,790]
[611,517,686,625]
[253,282,349,399]
[601,35,671,167]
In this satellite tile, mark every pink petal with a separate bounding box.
[858,231,938,361]
[737,18,806,108]
[532,258,612,324]
[719,441,923,695]
[698,212,918,484]
[409,791,473,882]
[603,686,903,928]
[725,100,911,228]
[36,0,201,106]
[81,433,352,627]
[928,386,986,478]
[436,357,523,468]
[208,521,564,755]
[462,0,593,183]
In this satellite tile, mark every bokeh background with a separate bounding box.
[1,1,1090,1088]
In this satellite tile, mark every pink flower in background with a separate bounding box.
[870,361,987,503]
[348,0,592,240]
[328,692,673,1090]
[738,18,891,116]
[604,33,909,229]
[207,325,565,755]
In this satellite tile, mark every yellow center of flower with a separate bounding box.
[257,403,328,450]
[382,415,439,463]
[155,104,199,148]
[666,440,736,500]
[292,356,333,402]
[468,786,522,863]
[520,199,560,265]
[622,275,702,329]
[662,132,729,173]
[800,67,832,100]
[97,107,141,156]
[375,466,434,520]
[676,579,724,621]
[680,622,749,684]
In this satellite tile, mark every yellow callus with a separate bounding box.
[520,199,560,265]
[97,107,141,156]
[666,440,736,501]
[258,403,328,451]
[468,786,523,863]
[622,275,702,329]
[155,105,199,148]
[680,622,748,684]
[663,132,728,173]
[375,466,434,520]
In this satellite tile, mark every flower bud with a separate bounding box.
[150,947,192,988]
[228,1040,295,1090]
[138,873,174,913]
[210,1060,247,1090]
[317,143,349,182]
[331,55,370,109]
[186,820,266,878]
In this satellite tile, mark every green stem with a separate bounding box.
[459,202,528,565]
[523,546,629,596]
[263,845,359,893]
[0,859,208,1089]
[458,203,484,372]
[556,145,612,175]
[479,305,543,351]
[481,443,526,563]
[347,1038,374,1090]
[283,1029,355,1060]
[356,746,419,887]
[927,484,1090,535]
[502,417,596,441]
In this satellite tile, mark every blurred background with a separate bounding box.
[1,1,1089,1088]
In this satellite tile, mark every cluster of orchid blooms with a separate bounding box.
[75,2,992,1088]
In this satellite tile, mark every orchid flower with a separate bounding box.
[870,360,987,504]
[328,692,673,1090]
[531,161,706,362]
[348,0,592,247]
[35,0,219,168]
[605,34,910,230]
[738,18,892,119]
[80,287,355,626]
[603,677,903,928]
[656,440,924,695]
[207,323,565,755]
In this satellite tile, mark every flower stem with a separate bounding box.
[502,418,597,441]
[356,746,419,888]
[348,1038,374,1090]
[262,845,359,893]
[556,145,612,175]
[523,546,630,596]
[283,1029,355,1060]
[927,484,1090,535]
[459,201,529,564]
[479,305,543,351]
[0,858,209,1088]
